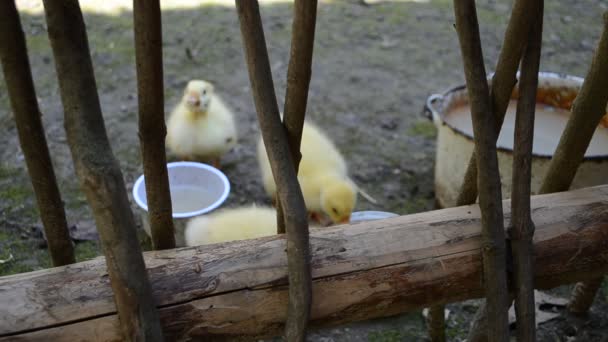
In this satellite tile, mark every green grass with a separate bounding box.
[368,329,405,342]
[0,229,51,276]
[408,121,437,139]
[75,241,101,262]
[403,197,430,214]
[446,314,468,340]
[0,164,39,220]
[0,164,19,178]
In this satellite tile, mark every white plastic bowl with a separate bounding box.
[350,210,399,223]
[132,161,230,244]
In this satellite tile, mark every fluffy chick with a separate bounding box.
[257,120,357,224]
[184,206,278,246]
[166,80,237,168]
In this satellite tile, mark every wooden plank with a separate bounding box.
[1,185,607,341]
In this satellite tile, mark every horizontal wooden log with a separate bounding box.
[1,185,608,341]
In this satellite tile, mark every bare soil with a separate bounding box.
[1,0,607,341]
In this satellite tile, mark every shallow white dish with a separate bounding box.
[350,210,399,223]
[132,161,230,245]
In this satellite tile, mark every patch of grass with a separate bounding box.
[62,185,88,211]
[0,164,19,178]
[0,181,39,220]
[2,185,30,204]
[403,197,431,214]
[75,241,101,262]
[368,329,405,342]
[408,121,437,139]
[446,312,469,340]
[0,229,51,276]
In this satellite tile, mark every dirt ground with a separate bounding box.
[1,0,607,341]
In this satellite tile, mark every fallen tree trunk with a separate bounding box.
[1,185,608,341]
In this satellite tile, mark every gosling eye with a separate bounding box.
[203,89,208,95]
[332,207,338,215]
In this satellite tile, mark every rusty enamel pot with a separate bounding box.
[426,72,608,208]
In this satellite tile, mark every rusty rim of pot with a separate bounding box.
[424,71,608,161]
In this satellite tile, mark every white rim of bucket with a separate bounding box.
[132,161,231,219]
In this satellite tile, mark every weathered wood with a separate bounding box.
[567,278,604,314]
[539,11,608,316]
[509,3,543,341]
[41,0,164,340]
[276,0,318,236]
[453,1,510,340]
[426,305,446,342]
[1,185,607,341]
[235,1,312,340]
[133,0,176,250]
[0,0,75,267]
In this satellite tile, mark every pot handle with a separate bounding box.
[422,93,444,124]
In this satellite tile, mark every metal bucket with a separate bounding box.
[425,72,608,208]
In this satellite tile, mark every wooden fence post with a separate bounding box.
[276,0,318,234]
[235,1,312,340]
[0,0,75,267]
[453,1,510,340]
[509,2,543,340]
[429,1,542,339]
[42,0,164,339]
[539,11,608,315]
[133,0,176,250]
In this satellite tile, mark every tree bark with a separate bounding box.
[426,305,446,342]
[2,185,608,341]
[538,11,608,316]
[456,0,542,206]
[0,0,75,266]
[276,0,318,235]
[509,3,543,341]
[437,0,541,338]
[453,1,510,341]
[567,278,604,315]
[133,0,176,250]
[42,1,164,340]
[455,1,543,340]
[235,1,312,340]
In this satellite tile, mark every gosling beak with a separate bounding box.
[185,92,200,107]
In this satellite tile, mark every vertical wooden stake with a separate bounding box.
[276,0,318,234]
[539,11,608,316]
[0,0,75,267]
[454,1,543,340]
[510,2,543,340]
[235,1,312,340]
[456,0,543,206]
[42,1,164,340]
[133,0,176,250]
[453,1,510,340]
